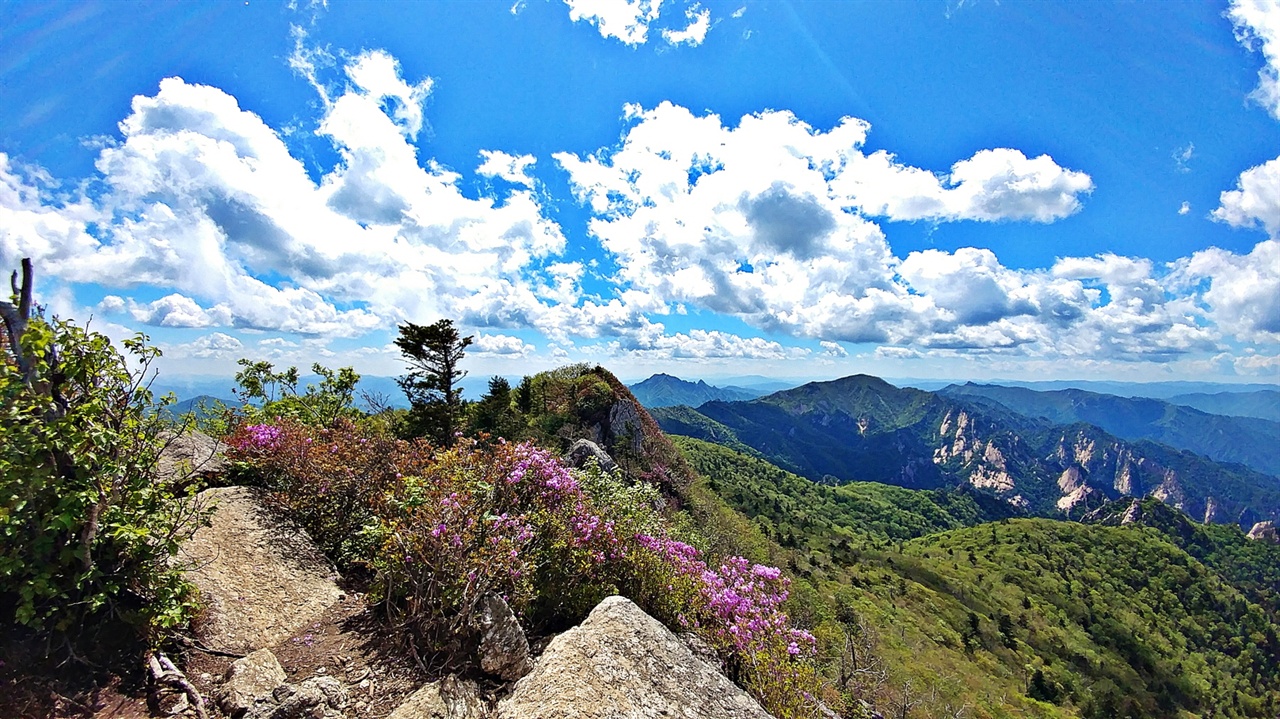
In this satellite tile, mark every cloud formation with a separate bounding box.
[1230,0,1280,120]
[563,0,713,47]
[3,41,1276,376]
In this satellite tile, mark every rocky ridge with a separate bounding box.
[174,440,770,719]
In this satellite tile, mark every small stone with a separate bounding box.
[214,648,287,718]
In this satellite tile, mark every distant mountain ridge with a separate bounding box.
[940,383,1280,478]
[626,373,762,408]
[1167,389,1280,423]
[652,374,1280,527]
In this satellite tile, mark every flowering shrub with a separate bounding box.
[225,418,431,568]
[230,423,822,717]
[624,532,820,716]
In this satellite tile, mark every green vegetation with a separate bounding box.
[1085,498,1280,617]
[233,358,362,427]
[395,318,474,444]
[1,260,203,640]
[676,436,1280,717]
[674,436,1014,545]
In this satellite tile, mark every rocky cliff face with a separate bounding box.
[1249,520,1280,543]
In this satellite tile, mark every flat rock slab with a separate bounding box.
[179,486,343,654]
[497,596,773,719]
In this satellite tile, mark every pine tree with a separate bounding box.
[394,319,473,445]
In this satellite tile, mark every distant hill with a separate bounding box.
[160,394,233,421]
[1167,389,1280,423]
[654,374,1280,527]
[929,378,1280,399]
[626,373,762,408]
[940,383,1280,478]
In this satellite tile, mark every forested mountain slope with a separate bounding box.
[675,437,1280,718]
[626,373,761,408]
[653,374,1280,526]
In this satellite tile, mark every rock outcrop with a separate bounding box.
[387,676,487,719]
[158,429,228,483]
[565,439,619,474]
[473,593,533,682]
[1248,520,1280,542]
[178,486,343,654]
[497,596,772,719]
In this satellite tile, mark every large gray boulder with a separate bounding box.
[565,439,619,474]
[158,429,228,483]
[178,486,343,654]
[496,596,773,719]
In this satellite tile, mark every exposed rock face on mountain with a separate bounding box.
[653,374,1280,527]
[941,383,1280,478]
[497,596,773,719]
[178,486,343,654]
[1249,520,1280,543]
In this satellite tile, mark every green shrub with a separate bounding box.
[0,317,203,637]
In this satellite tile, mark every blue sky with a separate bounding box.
[2,0,1280,384]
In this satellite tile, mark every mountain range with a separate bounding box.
[651,374,1280,528]
[626,373,764,408]
[1166,389,1280,423]
[940,383,1280,477]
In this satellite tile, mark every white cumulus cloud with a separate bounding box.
[1230,0,1280,120]
[564,0,663,45]
[556,102,1095,348]
[473,333,536,356]
[662,5,710,46]
[1214,155,1280,235]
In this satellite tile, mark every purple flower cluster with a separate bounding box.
[234,423,283,451]
[634,533,814,659]
[507,443,581,499]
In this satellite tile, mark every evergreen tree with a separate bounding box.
[469,376,521,440]
[394,319,473,445]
